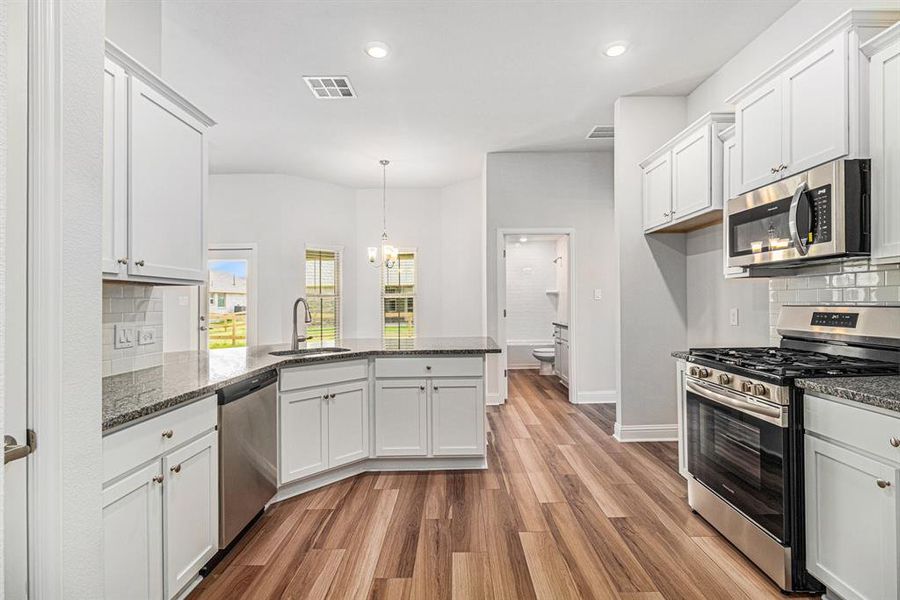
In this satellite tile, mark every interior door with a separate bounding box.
[4,1,31,596]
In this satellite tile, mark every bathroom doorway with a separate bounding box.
[496,229,576,404]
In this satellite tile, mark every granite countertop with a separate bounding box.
[797,376,900,415]
[103,337,501,434]
[671,350,691,360]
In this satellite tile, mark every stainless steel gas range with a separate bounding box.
[682,304,900,593]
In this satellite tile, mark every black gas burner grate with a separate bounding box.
[688,346,899,378]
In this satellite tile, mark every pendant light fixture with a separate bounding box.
[368,159,398,269]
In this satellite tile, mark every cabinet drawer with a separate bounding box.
[280,359,368,392]
[103,395,217,483]
[805,393,900,464]
[374,356,483,379]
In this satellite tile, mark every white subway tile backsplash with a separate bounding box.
[886,270,900,286]
[870,286,900,302]
[856,272,884,287]
[830,273,855,287]
[842,288,868,302]
[103,282,165,375]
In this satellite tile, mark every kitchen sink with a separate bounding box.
[269,347,352,357]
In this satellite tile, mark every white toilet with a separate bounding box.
[532,347,556,375]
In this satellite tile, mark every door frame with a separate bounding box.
[495,227,577,405]
[206,243,259,349]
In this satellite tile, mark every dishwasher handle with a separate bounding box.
[217,370,278,405]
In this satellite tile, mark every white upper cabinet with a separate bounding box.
[862,23,900,263]
[729,10,900,195]
[103,41,214,285]
[641,112,734,233]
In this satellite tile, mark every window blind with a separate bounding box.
[383,251,416,340]
[305,249,341,342]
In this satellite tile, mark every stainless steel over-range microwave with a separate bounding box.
[726,159,870,271]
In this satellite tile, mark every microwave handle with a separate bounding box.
[788,181,811,256]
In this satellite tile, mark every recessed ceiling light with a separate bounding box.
[365,41,390,59]
[519,236,528,243]
[604,42,629,57]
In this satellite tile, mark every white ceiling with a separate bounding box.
[160,0,796,188]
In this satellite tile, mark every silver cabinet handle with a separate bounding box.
[135,259,145,267]
[117,257,128,265]
[330,393,336,399]
[771,166,777,174]
[890,437,900,448]
[152,475,164,484]
[170,464,182,474]
[877,479,892,489]
[663,211,670,217]
[788,180,811,256]
[161,429,173,439]
[419,385,425,391]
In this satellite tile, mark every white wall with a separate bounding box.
[486,152,617,402]
[208,174,358,345]
[106,0,162,75]
[439,177,485,337]
[505,239,558,342]
[613,96,687,435]
[0,0,7,585]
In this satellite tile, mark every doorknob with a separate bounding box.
[4,430,36,464]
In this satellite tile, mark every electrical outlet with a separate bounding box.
[114,324,135,349]
[593,288,602,300]
[729,307,740,326]
[138,327,155,346]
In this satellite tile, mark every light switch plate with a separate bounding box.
[114,324,135,349]
[138,327,155,346]
[593,288,602,300]
[729,307,740,326]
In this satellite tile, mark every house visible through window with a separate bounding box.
[207,259,248,349]
[383,251,416,340]
[306,249,341,343]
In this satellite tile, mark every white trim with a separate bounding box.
[613,422,679,443]
[574,390,618,404]
[486,392,502,406]
[496,227,577,405]
[271,455,487,503]
[208,242,259,348]
[28,0,62,595]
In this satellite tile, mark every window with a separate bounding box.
[207,258,249,349]
[383,251,416,340]
[306,248,341,343]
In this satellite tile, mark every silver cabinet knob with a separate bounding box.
[135,259,145,267]
[117,257,128,265]
[425,365,432,371]
[877,479,892,489]
[330,393,336,399]
[199,325,207,331]
[663,211,670,217]
[771,167,777,173]
[419,385,425,391]
[161,429,173,439]
[152,475,164,484]
[890,437,900,448]
[170,464,182,474]
[433,386,439,391]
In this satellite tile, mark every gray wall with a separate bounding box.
[486,152,617,403]
[613,96,688,433]
[106,0,162,74]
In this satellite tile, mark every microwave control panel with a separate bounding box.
[808,184,832,244]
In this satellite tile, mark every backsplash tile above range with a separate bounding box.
[103,282,165,376]
[768,260,900,343]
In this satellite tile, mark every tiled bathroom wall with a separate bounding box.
[103,282,165,376]
[768,259,900,343]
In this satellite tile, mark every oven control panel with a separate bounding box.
[686,364,789,406]
[811,311,859,328]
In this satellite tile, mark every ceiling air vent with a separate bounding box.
[303,76,356,99]
[586,126,614,140]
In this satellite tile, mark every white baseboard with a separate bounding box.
[272,455,488,504]
[574,390,617,404]
[486,392,503,406]
[613,421,678,442]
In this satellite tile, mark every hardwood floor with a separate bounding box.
[190,369,793,600]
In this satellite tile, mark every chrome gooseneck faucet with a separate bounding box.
[291,297,314,350]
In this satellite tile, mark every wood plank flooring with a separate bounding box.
[190,370,797,600]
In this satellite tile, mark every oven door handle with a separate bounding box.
[788,180,811,256]
[686,380,787,428]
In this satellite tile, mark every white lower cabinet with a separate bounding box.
[278,375,369,485]
[431,379,484,456]
[163,431,218,598]
[103,462,164,600]
[374,379,429,456]
[102,397,218,600]
[805,393,900,600]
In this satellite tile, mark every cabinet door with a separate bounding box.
[642,153,672,230]
[870,37,900,262]
[279,387,328,483]
[375,379,428,456]
[736,79,783,193]
[671,125,711,220]
[103,462,164,600]
[805,435,898,600]
[782,33,848,177]
[102,58,128,276]
[431,379,485,456]
[327,381,369,468]
[129,77,206,282]
[559,341,569,384]
[163,430,218,599]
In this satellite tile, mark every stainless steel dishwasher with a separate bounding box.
[217,370,278,549]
